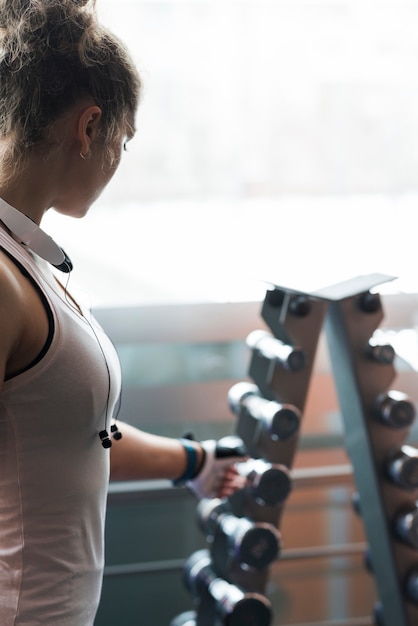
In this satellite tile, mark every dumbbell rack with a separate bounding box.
[171,274,418,626]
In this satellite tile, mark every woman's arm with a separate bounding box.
[109,421,246,498]
[109,421,204,482]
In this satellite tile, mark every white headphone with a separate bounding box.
[0,197,72,272]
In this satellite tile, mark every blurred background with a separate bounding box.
[42,2,418,624]
[44,0,418,308]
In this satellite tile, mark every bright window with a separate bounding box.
[44,0,418,307]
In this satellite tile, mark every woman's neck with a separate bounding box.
[0,181,48,226]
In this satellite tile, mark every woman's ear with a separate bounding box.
[77,105,102,158]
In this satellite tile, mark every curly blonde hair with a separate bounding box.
[0,0,141,178]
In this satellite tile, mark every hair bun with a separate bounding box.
[0,0,96,30]
[68,0,96,8]
[0,0,28,29]
[0,0,98,64]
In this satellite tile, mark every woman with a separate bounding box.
[0,1,243,624]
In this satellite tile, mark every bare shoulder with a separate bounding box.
[0,251,26,384]
[0,250,26,311]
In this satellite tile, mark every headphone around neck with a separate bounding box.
[0,198,73,273]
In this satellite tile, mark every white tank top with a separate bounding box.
[0,230,122,625]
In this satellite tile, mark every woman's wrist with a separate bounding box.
[172,439,206,485]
